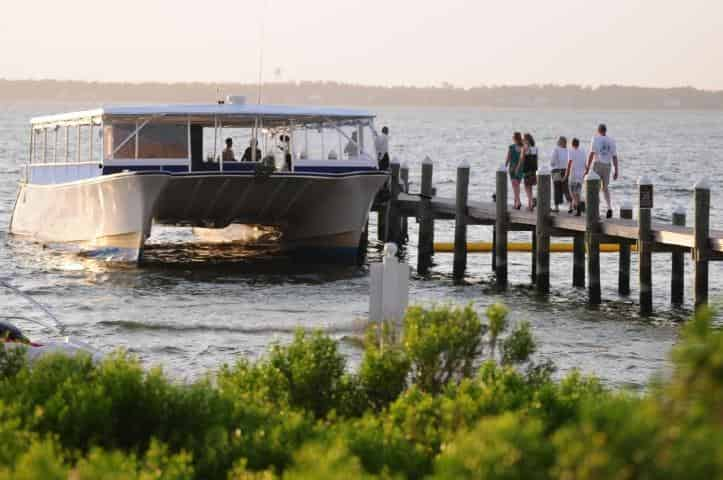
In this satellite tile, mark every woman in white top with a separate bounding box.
[550,136,571,212]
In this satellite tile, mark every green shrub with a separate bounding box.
[358,323,410,412]
[0,344,26,379]
[404,305,485,393]
[268,329,346,419]
[0,439,67,480]
[0,305,721,479]
[501,321,536,365]
[433,412,553,480]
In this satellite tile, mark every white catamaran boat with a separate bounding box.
[9,98,389,263]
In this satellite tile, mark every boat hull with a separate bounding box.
[159,172,388,261]
[9,172,171,261]
[9,171,388,263]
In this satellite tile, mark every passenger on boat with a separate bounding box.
[344,132,359,157]
[375,126,390,170]
[222,138,237,162]
[278,135,292,170]
[241,139,263,162]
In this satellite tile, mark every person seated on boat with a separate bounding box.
[241,139,263,162]
[222,138,237,162]
[344,132,359,158]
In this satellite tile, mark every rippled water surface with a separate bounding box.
[2,102,722,387]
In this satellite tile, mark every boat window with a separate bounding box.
[104,123,135,159]
[104,122,188,159]
[137,123,188,159]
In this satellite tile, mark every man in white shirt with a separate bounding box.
[585,124,619,218]
[374,126,390,170]
[564,138,587,216]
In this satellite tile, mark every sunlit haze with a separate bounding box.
[2,0,723,89]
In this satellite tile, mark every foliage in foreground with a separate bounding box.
[0,304,722,479]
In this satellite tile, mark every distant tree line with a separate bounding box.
[2,79,723,109]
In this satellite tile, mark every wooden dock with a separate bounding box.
[374,161,719,315]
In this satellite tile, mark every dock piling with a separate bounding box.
[618,202,633,295]
[638,177,654,316]
[417,157,434,274]
[671,205,686,306]
[386,162,402,244]
[536,167,551,293]
[495,166,508,289]
[400,161,409,242]
[694,179,711,309]
[453,161,470,282]
[585,172,601,305]
[572,234,585,287]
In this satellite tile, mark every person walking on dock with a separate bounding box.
[564,138,587,216]
[550,136,571,212]
[505,132,524,209]
[516,133,538,211]
[585,124,619,218]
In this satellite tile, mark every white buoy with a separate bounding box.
[369,243,410,323]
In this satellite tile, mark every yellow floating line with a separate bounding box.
[434,242,638,253]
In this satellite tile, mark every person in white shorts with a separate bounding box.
[564,138,587,216]
[585,123,619,218]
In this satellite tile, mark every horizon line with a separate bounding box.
[2,78,721,94]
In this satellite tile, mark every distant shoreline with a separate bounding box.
[2,79,723,110]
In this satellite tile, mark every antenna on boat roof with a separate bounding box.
[256,0,271,105]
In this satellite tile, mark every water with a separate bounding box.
[2,102,721,387]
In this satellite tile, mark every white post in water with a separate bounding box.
[370,243,410,323]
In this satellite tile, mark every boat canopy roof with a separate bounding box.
[30,104,376,128]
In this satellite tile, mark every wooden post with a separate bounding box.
[495,166,508,289]
[358,219,369,264]
[671,206,686,306]
[536,166,551,293]
[531,231,537,284]
[618,202,633,295]
[638,176,653,316]
[491,225,496,271]
[400,161,409,242]
[377,208,387,243]
[385,162,402,244]
[585,171,601,305]
[417,157,434,274]
[453,161,470,283]
[572,234,585,288]
[694,179,711,310]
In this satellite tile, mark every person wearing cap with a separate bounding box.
[585,124,619,218]
[375,126,390,170]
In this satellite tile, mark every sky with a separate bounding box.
[2,0,723,90]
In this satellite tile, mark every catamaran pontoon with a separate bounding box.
[9,98,389,262]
